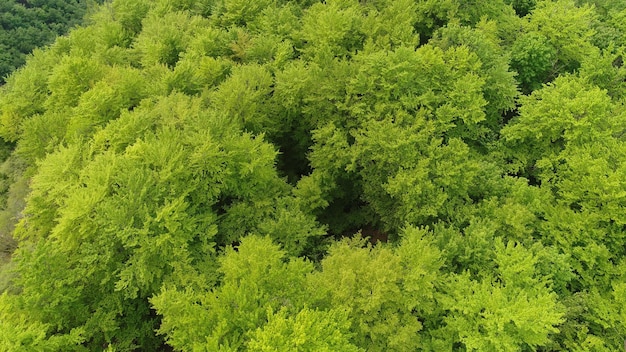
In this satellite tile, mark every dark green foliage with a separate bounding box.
[510,32,557,93]
[0,0,103,84]
[505,0,536,16]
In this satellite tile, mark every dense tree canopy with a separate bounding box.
[1,0,626,350]
[0,0,103,84]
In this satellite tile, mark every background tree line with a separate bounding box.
[0,0,104,84]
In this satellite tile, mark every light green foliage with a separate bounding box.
[134,11,208,68]
[0,49,60,141]
[502,76,621,176]
[248,308,362,352]
[344,45,488,130]
[502,76,625,227]
[303,43,498,230]
[309,237,422,351]
[152,235,315,351]
[501,75,626,348]
[556,143,626,227]
[45,56,107,111]
[211,0,275,27]
[525,0,598,71]
[422,219,565,350]
[13,64,149,163]
[360,0,420,50]
[431,21,518,130]
[3,94,323,349]
[350,116,480,226]
[209,64,275,134]
[306,227,444,351]
[156,229,439,351]
[0,0,625,350]
[395,227,443,311]
[605,8,626,47]
[578,48,626,100]
[299,0,365,61]
[109,0,150,35]
[67,66,147,137]
[437,245,563,351]
[0,293,86,351]
[414,0,520,43]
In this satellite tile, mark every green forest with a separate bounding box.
[1,0,626,350]
[0,0,103,84]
